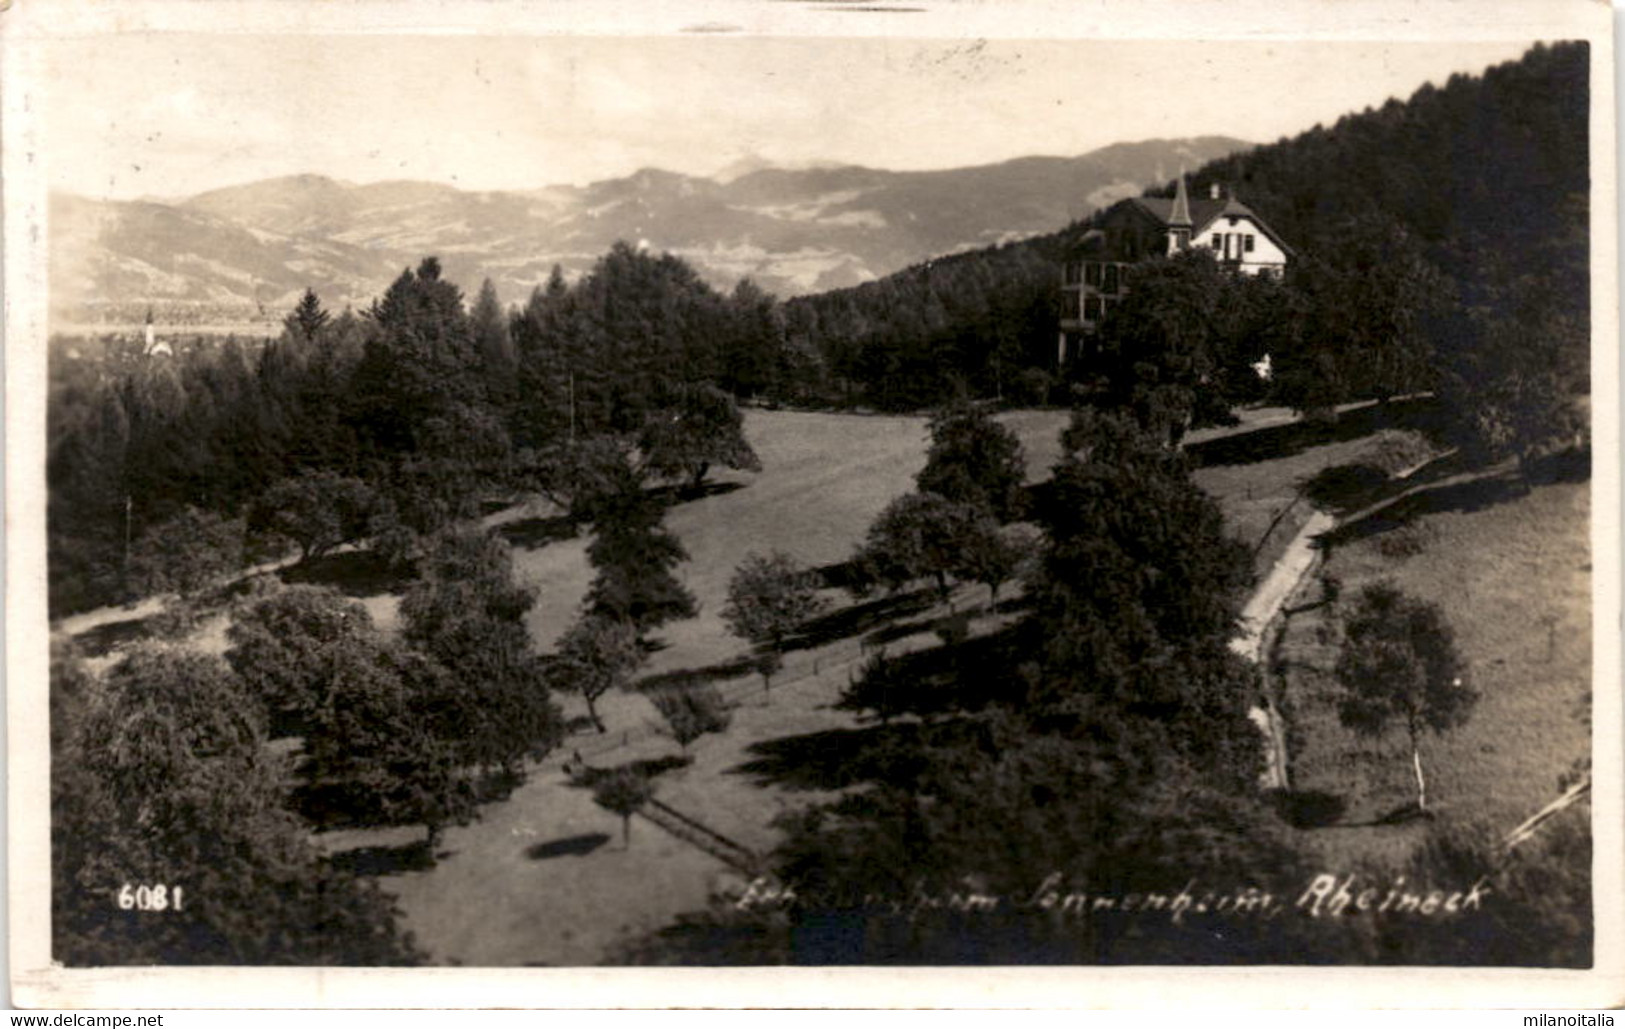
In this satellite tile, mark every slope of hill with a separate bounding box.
[784,42,1587,412]
[48,136,1248,325]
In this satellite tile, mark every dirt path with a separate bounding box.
[1233,448,1463,792]
[1231,510,1333,791]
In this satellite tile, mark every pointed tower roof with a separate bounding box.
[1168,174,1192,228]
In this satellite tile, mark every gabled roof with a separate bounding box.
[1126,195,1295,258]
[1129,196,1236,232]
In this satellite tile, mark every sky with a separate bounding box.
[43,33,1538,200]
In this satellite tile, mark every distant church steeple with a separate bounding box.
[142,304,172,358]
[1169,173,1192,228]
[1167,173,1193,252]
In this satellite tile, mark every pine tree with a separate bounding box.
[285,287,331,343]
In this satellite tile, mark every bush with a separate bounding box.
[1367,428,1439,477]
[1374,522,1436,559]
[649,685,733,753]
[1304,463,1390,513]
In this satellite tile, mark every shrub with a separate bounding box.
[650,685,733,753]
[1374,522,1435,559]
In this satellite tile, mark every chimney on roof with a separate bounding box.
[1169,174,1192,228]
[1210,182,1222,200]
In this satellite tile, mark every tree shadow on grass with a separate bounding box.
[649,480,748,508]
[526,832,612,861]
[1320,470,1542,548]
[497,514,579,550]
[326,840,436,877]
[731,723,930,791]
[636,654,758,693]
[1268,788,1349,829]
[788,587,936,652]
[838,624,1024,723]
[72,615,152,658]
[281,550,414,597]
[863,607,968,649]
[1186,397,1441,469]
[733,715,993,792]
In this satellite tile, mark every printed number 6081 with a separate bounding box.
[117,884,183,911]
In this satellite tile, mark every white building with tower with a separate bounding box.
[1057,177,1292,366]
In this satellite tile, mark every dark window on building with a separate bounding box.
[1102,264,1119,294]
[1064,261,1081,285]
[1084,296,1104,321]
[1084,262,1101,287]
[1211,233,1222,248]
[1245,234,1256,253]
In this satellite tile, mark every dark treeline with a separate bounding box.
[48,245,773,617]
[781,240,1067,410]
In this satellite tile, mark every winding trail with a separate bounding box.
[1232,510,1334,791]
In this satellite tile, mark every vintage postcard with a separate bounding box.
[4,0,1620,1009]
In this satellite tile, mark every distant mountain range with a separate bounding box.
[49,136,1249,328]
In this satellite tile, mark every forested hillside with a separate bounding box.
[47,247,775,617]
[785,42,1588,426]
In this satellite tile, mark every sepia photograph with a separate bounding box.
[4,0,1619,1008]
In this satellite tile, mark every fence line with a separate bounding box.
[1503,774,1591,851]
[639,797,762,875]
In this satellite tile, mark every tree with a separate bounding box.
[915,402,1027,522]
[1027,409,1257,777]
[1436,275,1589,470]
[1275,217,1448,416]
[593,766,655,849]
[471,278,516,407]
[639,383,762,494]
[851,492,986,605]
[52,642,419,965]
[346,258,511,539]
[960,518,1034,606]
[299,637,474,847]
[284,287,331,343]
[225,584,377,728]
[127,506,245,599]
[400,529,564,777]
[248,471,381,562]
[1094,250,1231,446]
[721,278,786,398]
[525,434,640,526]
[649,685,732,754]
[721,551,828,691]
[553,614,645,733]
[1335,582,1476,812]
[584,475,697,633]
[760,711,1298,964]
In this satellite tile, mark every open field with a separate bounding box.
[323,405,1478,964]
[1274,462,1591,865]
[315,408,1065,964]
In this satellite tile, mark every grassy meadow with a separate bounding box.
[1274,462,1591,864]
